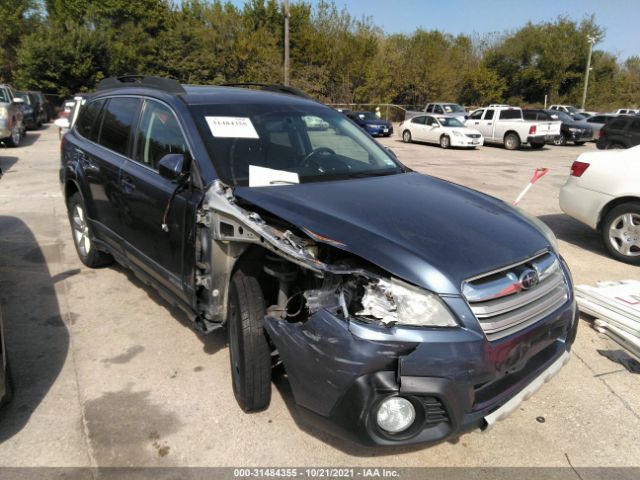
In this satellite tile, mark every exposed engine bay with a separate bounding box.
[193,180,394,332]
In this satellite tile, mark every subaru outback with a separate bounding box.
[60,76,578,447]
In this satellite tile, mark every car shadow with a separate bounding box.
[538,213,611,258]
[272,370,438,456]
[0,156,18,175]
[19,132,41,147]
[0,216,75,443]
[111,263,227,356]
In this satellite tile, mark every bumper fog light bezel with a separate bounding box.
[375,396,417,434]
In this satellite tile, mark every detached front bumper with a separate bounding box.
[264,261,578,447]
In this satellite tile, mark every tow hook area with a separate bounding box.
[480,351,571,432]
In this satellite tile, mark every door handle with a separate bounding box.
[120,176,136,194]
[76,150,100,173]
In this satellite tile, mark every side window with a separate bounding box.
[76,99,105,142]
[411,116,425,124]
[425,116,437,126]
[98,97,141,156]
[468,110,484,120]
[434,105,444,114]
[133,100,188,169]
[484,109,495,120]
[426,105,434,113]
[587,116,601,123]
[523,111,536,121]
[608,118,628,130]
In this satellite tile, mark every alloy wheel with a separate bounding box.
[72,205,92,256]
[608,213,640,258]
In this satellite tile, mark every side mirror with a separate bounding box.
[464,114,469,120]
[12,97,24,105]
[158,153,187,182]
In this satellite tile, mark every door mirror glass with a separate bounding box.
[158,153,186,182]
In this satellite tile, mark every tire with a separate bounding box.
[4,121,21,147]
[553,134,567,146]
[228,269,271,412]
[601,203,640,265]
[530,143,544,150]
[67,193,113,268]
[574,141,586,146]
[439,135,450,149]
[1,361,13,406]
[504,132,520,150]
[402,130,412,143]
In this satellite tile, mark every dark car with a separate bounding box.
[60,76,578,447]
[596,115,640,150]
[15,91,47,130]
[585,114,617,139]
[523,109,592,146]
[346,110,393,137]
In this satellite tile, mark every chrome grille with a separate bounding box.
[462,251,568,341]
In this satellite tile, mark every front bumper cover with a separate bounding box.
[264,260,578,447]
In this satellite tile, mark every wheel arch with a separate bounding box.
[597,196,640,230]
[503,130,521,142]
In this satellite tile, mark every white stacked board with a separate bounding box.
[575,280,640,359]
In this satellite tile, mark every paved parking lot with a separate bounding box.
[0,125,638,468]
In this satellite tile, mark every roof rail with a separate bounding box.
[220,83,310,98]
[97,75,186,94]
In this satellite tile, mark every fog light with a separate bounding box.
[376,397,416,433]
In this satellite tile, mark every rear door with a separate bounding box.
[118,98,195,302]
[409,115,427,140]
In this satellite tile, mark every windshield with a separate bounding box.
[438,117,464,127]
[571,113,586,121]
[442,104,465,113]
[566,106,580,114]
[551,111,573,122]
[357,111,378,121]
[16,92,31,105]
[190,104,403,187]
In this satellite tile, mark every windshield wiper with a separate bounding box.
[347,169,401,178]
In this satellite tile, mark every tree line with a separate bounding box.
[1,0,638,110]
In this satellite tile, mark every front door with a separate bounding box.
[118,99,195,303]
[477,109,496,139]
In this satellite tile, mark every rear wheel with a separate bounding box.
[402,130,412,143]
[602,203,640,265]
[504,133,520,150]
[67,193,113,268]
[439,135,450,149]
[228,269,271,412]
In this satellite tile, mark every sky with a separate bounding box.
[227,0,640,60]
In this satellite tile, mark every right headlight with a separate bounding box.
[357,277,459,327]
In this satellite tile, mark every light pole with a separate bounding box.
[283,0,290,86]
[581,35,596,110]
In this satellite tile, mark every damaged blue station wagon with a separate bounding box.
[60,76,578,447]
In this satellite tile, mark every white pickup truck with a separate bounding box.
[465,106,561,150]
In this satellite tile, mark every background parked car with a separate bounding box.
[346,111,393,137]
[523,109,593,146]
[550,104,582,115]
[15,91,46,130]
[560,145,640,264]
[399,114,483,148]
[615,108,639,115]
[585,114,618,139]
[0,84,25,147]
[596,115,640,150]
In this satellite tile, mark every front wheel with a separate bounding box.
[602,203,640,264]
[504,133,520,150]
[4,121,21,147]
[439,135,450,149]
[228,269,271,412]
[402,130,412,143]
[553,134,567,146]
[67,193,113,268]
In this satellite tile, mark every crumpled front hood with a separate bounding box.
[234,172,551,294]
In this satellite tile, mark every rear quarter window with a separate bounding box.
[97,97,141,156]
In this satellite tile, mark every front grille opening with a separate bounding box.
[463,252,569,341]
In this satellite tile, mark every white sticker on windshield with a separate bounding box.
[249,165,299,187]
[205,116,259,139]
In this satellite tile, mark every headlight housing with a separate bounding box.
[451,130,463,137]
[357,277,459,327]
[0,107,7,120]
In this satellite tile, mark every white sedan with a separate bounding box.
[399,114,483,148]
[559,145,640,264]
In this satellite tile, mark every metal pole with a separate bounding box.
[284,0,290,86]
[581,36,595,110]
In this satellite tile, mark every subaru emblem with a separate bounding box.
[519,269,540,290]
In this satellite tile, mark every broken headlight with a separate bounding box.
[357,278,458,327]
